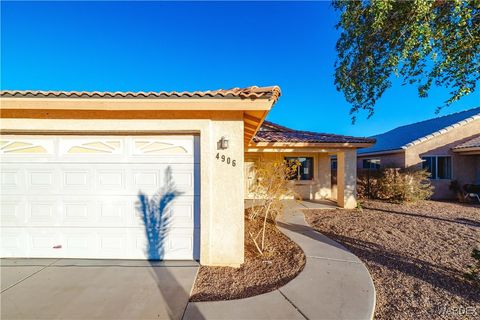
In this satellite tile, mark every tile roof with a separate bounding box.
[253,121,376,144]
[453,135,480,150]
[358,107,480,154]
[0,86,281,103]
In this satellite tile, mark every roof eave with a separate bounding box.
[452,146,480,154]
[357,148,405,157]
[402,114,480,149]
[249,141,375,148]
[0,96,276,111]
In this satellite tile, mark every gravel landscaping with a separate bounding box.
[190,211,306,301]
[305,200,480,320]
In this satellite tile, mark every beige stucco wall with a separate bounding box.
[405,120,480,199]
[244,152,332,201]
[337,149,357,209]
[357,151,405,169]
[0,116,245,267]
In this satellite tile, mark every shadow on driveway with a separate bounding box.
[0,259,201,319]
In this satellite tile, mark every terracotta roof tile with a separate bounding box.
[254,121,375,144]
[453,136,480,149]
[0,86,281,102]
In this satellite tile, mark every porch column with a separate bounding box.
[337,149,357,208]
[317,153,331,199]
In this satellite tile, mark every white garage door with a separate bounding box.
[0,135,200,260]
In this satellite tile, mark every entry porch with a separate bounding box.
[244,148,358,209]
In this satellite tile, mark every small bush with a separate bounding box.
[358,167,433,203]
[466,248,480,284]
[248,159,299,255]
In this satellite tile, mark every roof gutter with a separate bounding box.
[357,148,404,157]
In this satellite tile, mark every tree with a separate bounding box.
[334,0,480,122]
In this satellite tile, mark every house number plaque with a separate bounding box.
[216,152,236,167]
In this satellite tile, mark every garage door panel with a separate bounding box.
[0,195,197,228]
[132,195,198,229]
[62,169,94,191]
[1,169,25,194]
[61,200,95,225]
[1,163,198,196]
[0,135,199,260]
[27,197,60,225]
[129,164,198,196]
[27,169,58,191]
[130,228,197,260]
[63,230,96,255]
[27,229,63,258]
[0,229,28,257]
[1,197,25,225]
[96,169,126,191]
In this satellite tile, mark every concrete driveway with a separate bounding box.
[1,258,199,320]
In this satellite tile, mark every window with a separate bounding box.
[331,158,337,170]
[363,159,381,169]
[422,156,452,179]
[285,157,314,180]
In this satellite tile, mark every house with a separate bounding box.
[357,107,480,199]
[0,87,374,267]
[245,121,374,205]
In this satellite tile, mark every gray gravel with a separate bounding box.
[305,200,480,320]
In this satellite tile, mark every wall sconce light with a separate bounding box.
[218,136,229,150]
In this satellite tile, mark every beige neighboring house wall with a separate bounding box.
[357,151,405,169]
[358,114,480,199]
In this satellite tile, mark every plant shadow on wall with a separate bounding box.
[136,166,183,260]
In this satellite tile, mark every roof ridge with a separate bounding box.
[0,86,282,102]
[403,112,480,149]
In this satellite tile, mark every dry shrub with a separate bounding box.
[358,168,433,202]
[248,159,299,255]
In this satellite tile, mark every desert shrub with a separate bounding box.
[358,167,433,202]
[466,248,480,284]
[357,168,382,199]
[248,159,299,255]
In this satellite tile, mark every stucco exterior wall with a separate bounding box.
[357,119,480,200]
[244,152,331,201]
[405,120,480,199]
[357,151,405,169]
[1,116,245,267]
[337,149,357,209]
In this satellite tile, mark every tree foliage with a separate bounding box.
[334,0,480,122]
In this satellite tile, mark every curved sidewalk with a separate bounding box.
[183,200,375,320]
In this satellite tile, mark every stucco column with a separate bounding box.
[202,118,245,267]
[337,149,357,209]
[317,153,331,199]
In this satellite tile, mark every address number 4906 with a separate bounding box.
[216,153,236,167]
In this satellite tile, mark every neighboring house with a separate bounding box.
[358,107,480,199]
[0,87,373,266]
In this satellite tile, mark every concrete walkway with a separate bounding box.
[184,200,375,320]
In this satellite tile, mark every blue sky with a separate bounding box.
[2,1,479,136]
